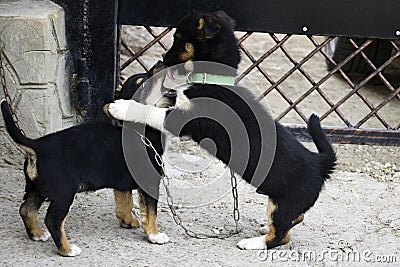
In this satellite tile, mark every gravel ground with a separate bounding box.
[0,27,400,266]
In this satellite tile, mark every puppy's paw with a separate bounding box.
[108,99,132,121]
[119,217,140,229]
[148,232,170,244]
[103,103,112,118]
[60,244,82,257]
[237,235,266,250]
[31,229,51,242]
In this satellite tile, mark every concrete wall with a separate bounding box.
[0,0,75,139]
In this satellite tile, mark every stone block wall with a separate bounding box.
[0,0,75,139]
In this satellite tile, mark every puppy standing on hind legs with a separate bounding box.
[108,10,337,250]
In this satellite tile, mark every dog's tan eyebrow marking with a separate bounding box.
[197,18,205,29]
[135,78,143,85]
[180,43,195,61]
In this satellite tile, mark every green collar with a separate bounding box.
[187,72,236,86]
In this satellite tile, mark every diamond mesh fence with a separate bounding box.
[118,25,400,144]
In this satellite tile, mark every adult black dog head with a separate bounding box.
[163,11,240,70]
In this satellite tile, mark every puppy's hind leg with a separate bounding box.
[259,212,304,234]
[44,196,81,257]
[238,198,291,250]
[138,190,169,244]
[113,190,140,228]
[20,190,50,241]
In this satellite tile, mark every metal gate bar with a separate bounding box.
[237,33,307,121]
[120,28,172,71]
[118,0,400,39]
[310,37,391,128]
[321,51,400,122]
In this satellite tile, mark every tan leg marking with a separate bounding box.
[113,190,139,228]
[264,199,290,245]
[58,218,71,256]
[138,192,169,244]
[20,206,47,240]
[145,210,159,235]
[292,213,304,226]
[138,192,149,228]
[238,199,290,250]
[264,199,277,242]
[138,192,158,235]
[281,231,291,245]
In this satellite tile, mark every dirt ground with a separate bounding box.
[1,28,400,266]
[1,136,400,266]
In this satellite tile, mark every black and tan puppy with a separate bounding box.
[1,63,174,256]
[108,11,337,250]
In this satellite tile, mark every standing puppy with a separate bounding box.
[108,11,336,250]
[1,62,174,256]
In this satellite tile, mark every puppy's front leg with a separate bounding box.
[138,190,169,244]
[108,99,167,132]
[113,190,140,229]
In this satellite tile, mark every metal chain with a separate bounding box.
[139,132,241,239]
[0,48,25,135]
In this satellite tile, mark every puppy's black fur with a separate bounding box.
[164,11,240,73]
[117,73,146,100]
[162,11,337,249]
[1,69,167,256]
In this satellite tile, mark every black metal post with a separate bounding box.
[53,0,118,122]
[119,0,400,39]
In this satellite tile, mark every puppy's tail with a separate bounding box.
[307,114,337,179]
[1,100,36,153]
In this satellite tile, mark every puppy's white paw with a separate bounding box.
[32,230,51,242]
[148,232,170,244]
[65,244,82,257]
[237,235,266,250]
[259,226,269,235]
[108,99,132,120]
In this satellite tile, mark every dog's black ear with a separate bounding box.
[213,10,235,30]
[197,16,221,39]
